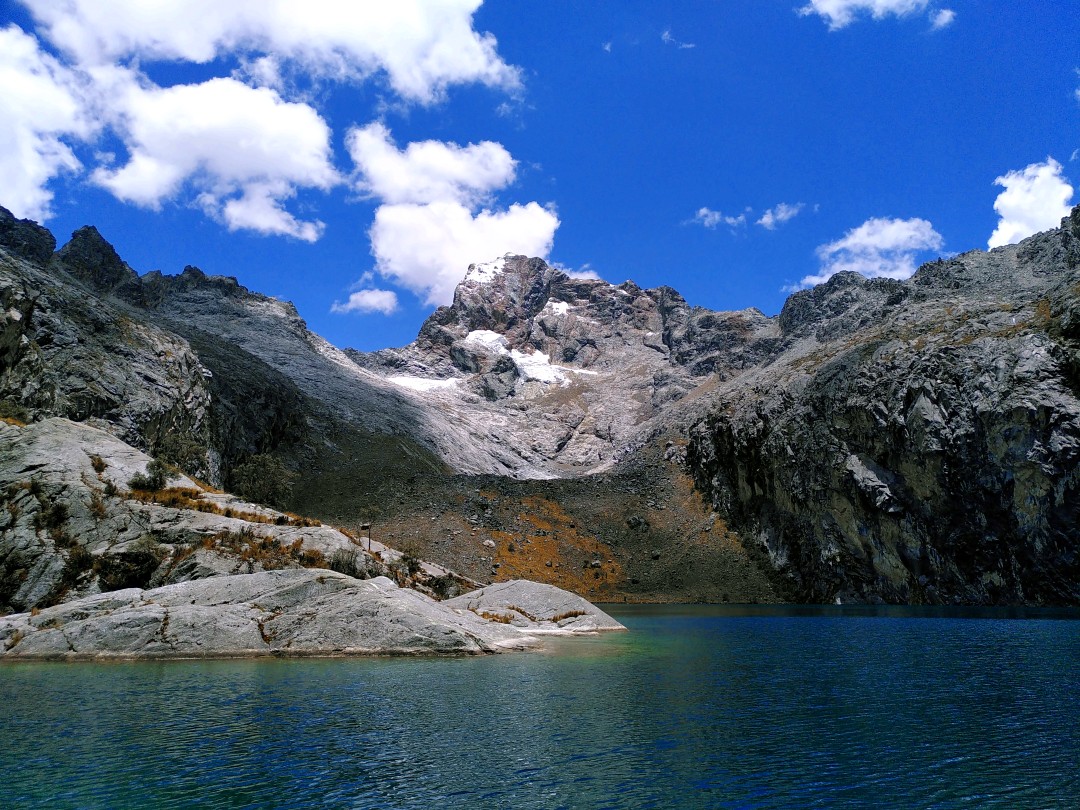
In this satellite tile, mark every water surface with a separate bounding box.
[2,604,1078,808]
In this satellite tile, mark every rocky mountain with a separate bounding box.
[2,202,1078,607]
[688,213,1080,605]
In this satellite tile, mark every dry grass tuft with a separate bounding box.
[126,487,319,527]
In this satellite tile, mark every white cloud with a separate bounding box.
[4,2,524,236]
[930,9,956,29]
[554,261,602,280]
[220,180,325,242]
[757,202,805,230]
[369,200,559,306]
[661,29,696,49]
[988,158,1074,248]
[331,288,400,315]
[799,1,953,30]
[795,216,943,288]
[89,74,337,240]
[567,267,602,281]
[21,0,520,104]
[0,25,92,220]
[349,123,559,305]
[693,207,746,230]
[346,121,515,206]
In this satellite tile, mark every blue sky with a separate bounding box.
[2,1,1078,350]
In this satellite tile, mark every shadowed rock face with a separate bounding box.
[687,211,1080,605]
[2,203,1079,606]
[0,207,55,266]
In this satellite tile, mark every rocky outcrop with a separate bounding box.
[444,579,627,633]
[0,415,630,658]
[0,236,216,470]
[0,570,539,659]
[0,418,391,613]
[0,206,55,266]
[687,214,1080,605]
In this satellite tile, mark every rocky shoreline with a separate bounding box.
[0,573,624,661]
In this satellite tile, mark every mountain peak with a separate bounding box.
[0,205,56,266]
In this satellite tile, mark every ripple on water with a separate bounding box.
[1,606,1078,809]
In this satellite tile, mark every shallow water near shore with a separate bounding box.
[2,604,1078,808]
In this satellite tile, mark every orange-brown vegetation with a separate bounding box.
[125,486,319,527]
[491,495,625,597]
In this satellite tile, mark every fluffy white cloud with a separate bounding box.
[370,200,559,306]
[693,207,746,230]
[5,2,523,236]
[757,202,805,230]
[350,124,559,305]
[219,181,325,242]
[988,158,1074,249]
[799,1,953,30]
[347,122,515,206]
[795,216,943,288]
[566,266,602,281]
[20,0,519,103]
[0,25,92,220]
[89,74,337,240]
[331,288,400,315]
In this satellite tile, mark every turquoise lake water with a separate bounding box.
[2,604,1079,809]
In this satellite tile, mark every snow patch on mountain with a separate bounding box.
[463,329,510,352]
[388,376,460,392]
[510,348,568,384]
[464,256,508,284]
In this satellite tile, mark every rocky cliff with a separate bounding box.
[687,210,1080,605]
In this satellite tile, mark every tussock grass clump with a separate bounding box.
[126,487,318,527]
[88,490,107,520]
[203,529,326,570]
[329,548,364,578]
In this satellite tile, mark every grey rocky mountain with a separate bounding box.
[688,212,1080,605]
[2,202,1078,607]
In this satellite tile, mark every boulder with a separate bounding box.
[444,579,626,633]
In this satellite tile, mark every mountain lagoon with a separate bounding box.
[2,604,1078,809]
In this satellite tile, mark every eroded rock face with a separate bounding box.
[687,214,1080,605]
[0,570,537,659]
[0,234,215,471]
